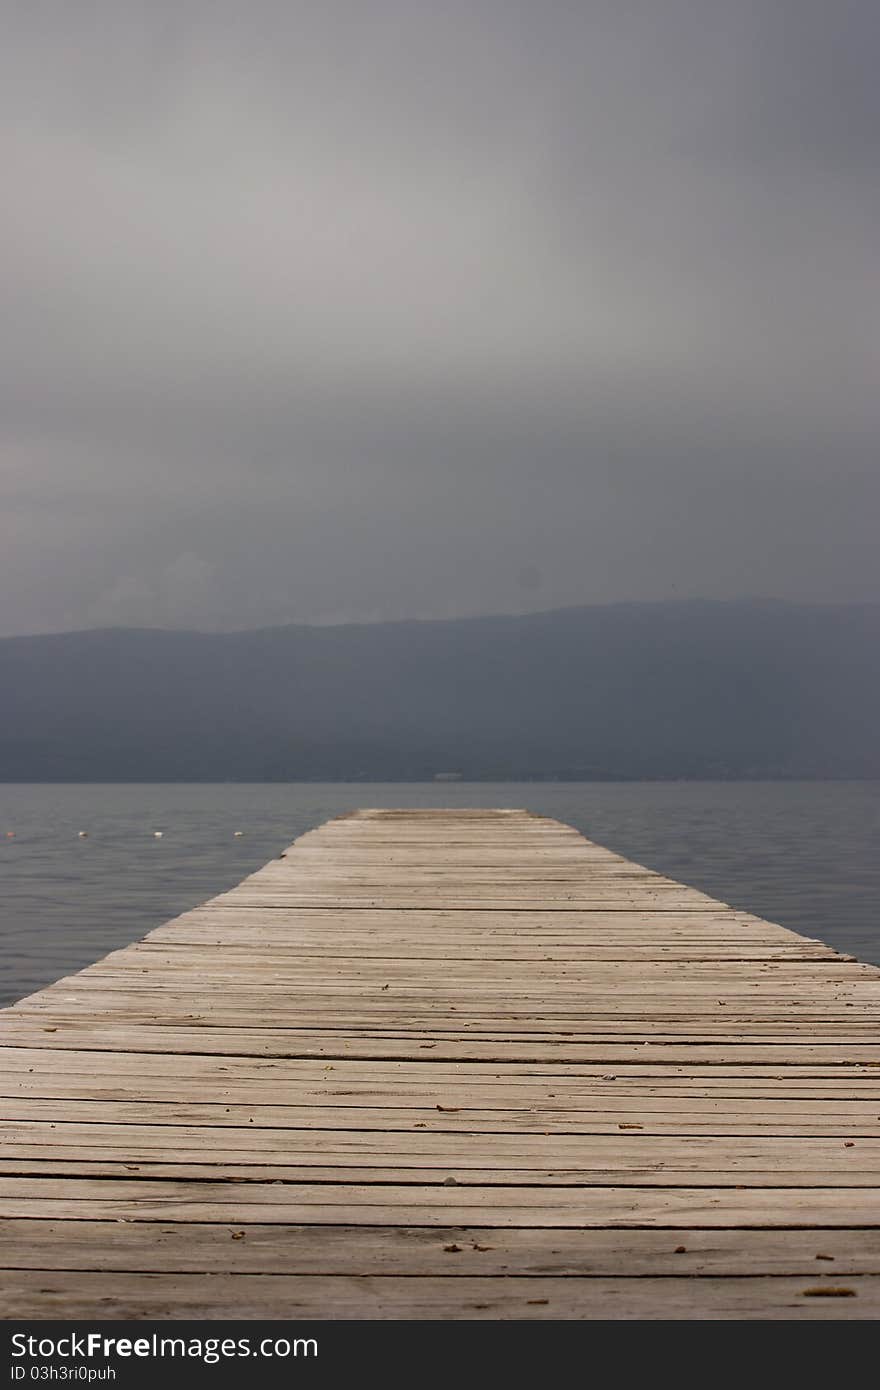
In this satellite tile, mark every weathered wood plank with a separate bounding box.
[4,1220,878,1276]
[1,1176,879,1226]
[3,1270,879,1320]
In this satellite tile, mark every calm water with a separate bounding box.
[1,781,878,1006]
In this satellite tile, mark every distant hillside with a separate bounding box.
[1,600,878,780]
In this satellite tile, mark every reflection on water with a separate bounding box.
[1,781,878,1005]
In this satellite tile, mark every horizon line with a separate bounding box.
[3,594,880,643]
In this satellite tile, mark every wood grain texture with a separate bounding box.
[1,806,879,1320]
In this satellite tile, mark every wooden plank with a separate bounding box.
[6,1161,880,1187]
[1,1176,879,1225]
[3,1124,880,1155]
[4,1220,878,1276]
[3,1271,880,1319]
[2,1100,876,1139]
[5,1048,880,1082]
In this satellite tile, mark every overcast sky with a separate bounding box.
[1,1,878,634]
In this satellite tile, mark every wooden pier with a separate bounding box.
[1,808,879,1319]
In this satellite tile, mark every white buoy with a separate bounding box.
[78,831,89,838]
[153,830,164,838]
[233,830,244,837]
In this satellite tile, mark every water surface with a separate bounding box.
[1,781,878,1006]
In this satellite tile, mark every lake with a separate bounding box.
[1,780,878,1007]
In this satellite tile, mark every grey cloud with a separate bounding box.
[1,1,878,635]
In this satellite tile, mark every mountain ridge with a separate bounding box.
[1,599,878,781]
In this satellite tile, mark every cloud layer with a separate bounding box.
[2,1,878,633]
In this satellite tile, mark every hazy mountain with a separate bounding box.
[0,600,878,781]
